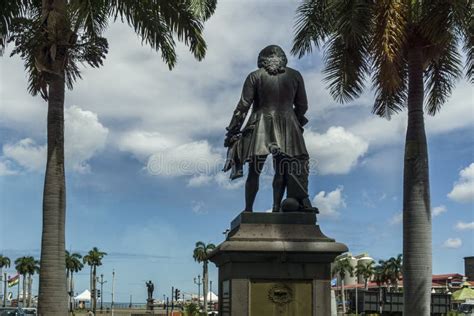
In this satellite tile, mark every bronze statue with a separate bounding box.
[146,280,154,301]
[223,45,317,213]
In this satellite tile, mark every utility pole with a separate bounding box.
[209,280,213,309]
[97,274,107,312]
[111,270,115,316]
[166,297,169,316]
[194,275,202,309]
[129,294,132,308]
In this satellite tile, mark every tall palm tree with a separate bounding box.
[193,241,215,313]
[65,251,83,313]
[0,255,11,307]
[83,247,107,314]
[1,1,216,315]
[355,260,375,290]
[332,257,354,314]
[14,256,40,308]
[385,254,403,291]
[292,1,471,315]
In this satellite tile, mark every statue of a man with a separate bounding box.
[223,45,317,213]
[146,280,154,300]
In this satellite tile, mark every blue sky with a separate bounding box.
[1,0,473,304]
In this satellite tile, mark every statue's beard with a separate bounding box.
[262,55,286,75]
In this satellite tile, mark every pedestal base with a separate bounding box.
[208,212,347,316]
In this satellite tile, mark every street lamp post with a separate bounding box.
[194,275,202,308]
[111,270,115,316]
[209,280,213,311]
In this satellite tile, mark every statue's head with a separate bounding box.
[257,45,287,75]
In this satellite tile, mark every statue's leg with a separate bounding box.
[272,154,287,212]
[244,155,266,212]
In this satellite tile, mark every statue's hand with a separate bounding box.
[224,132,240,147]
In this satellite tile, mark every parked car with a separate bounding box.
[0,307,25,316]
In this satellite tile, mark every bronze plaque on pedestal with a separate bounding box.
[250,280,312,316]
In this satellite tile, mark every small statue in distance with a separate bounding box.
[223,45,318,214]
[146,280,154,300]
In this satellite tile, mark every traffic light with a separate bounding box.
[174,288,180,301]
[97,290,101,298]
[91,289,95,297]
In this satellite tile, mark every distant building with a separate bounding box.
[464,256,474,281]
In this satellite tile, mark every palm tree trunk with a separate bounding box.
[22,275,26,307]
[364,279,368,291]
[93,266,97,313]
[37,1,68,315]
[69,271,74,313]
[403,45,432,316]
[203,261,208,313]
[341,279,346,314]
[66,269,70,312]
[27,274,32,307]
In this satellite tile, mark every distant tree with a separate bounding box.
[292,2,472,314]
[385,254,403,291]
[65,251,83,312]
[374,260,390,314]
[83,247,107,314]
[1,1,217,314]
[0,255,11,307]
[193,241,216,313]
[14,256,39,307]
[355,260,375,290]
[332,258,354,314]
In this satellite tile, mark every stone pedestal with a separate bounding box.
[208,212,347,316]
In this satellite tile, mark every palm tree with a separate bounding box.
[385,254,403,291]
[355,260,375,290]
[1,1,216,315]
[14,256,40,308]
[193,241,216,313]
[65,251,83,312]
[292,2,471,315]
[373,261,389,314]
[83,247,107,314]
[332,257,354,314]
[0,255,11,307]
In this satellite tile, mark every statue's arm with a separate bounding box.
[294,71,309,126]
[226,73,256,137]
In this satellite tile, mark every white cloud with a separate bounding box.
[187,174,214,187]
[147,140,222,177]
[214,172,245,190]
[389,212,403,225]
[65,106,109,172]
[1,106,108,174]
[455,221,474,231]
[305,127,368,175]
[432,205,447,217]
[448,163,474,203]
[191,200,207,214]
[442,238,462,249]
[0,160,17,176]
[312,186,346,218]
[3,138,46,171]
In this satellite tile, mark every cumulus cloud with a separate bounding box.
[389,212,403,225]
[0,160,17,176]
[312,186,346,218]
[448,163,474,203]
[442,238,462,249]
[305,127,368,175]
[432,205,447,217]
[3,138,46,171]
[1,106,108,174]
[455,221,474,231]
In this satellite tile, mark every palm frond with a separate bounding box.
[8,16,48,99]
[69,0,110,36]
[0,0,33,54]
[291,0,333,58]
[111,0,207,68]
[370,0,408,118]
[322,0,373,103]
[465,12,473,82]
[188,0,217,21]
[424,39,462,115]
